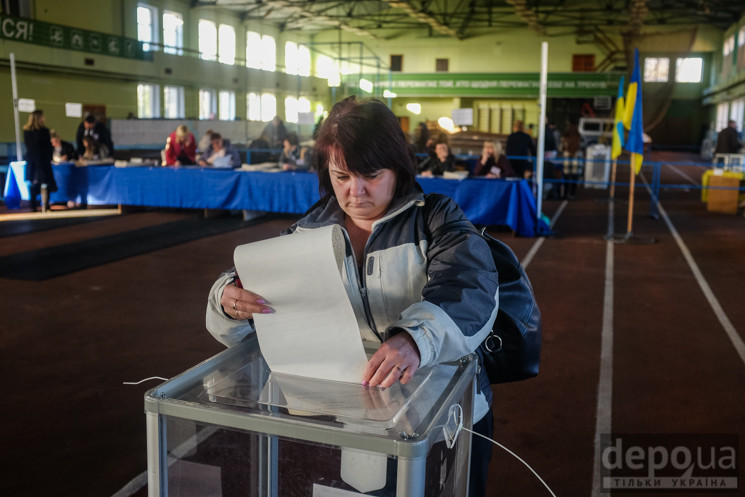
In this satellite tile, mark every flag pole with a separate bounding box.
[609,158,618,200]
[626,158,636,235]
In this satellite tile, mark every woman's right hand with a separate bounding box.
[221,280,273,320]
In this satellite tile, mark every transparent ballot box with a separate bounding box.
[144,335,476,497]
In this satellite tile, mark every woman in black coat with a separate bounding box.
[23,110,57,212]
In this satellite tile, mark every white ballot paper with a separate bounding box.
[233,225,368,383]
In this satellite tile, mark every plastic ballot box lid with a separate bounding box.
[146,335,476,441]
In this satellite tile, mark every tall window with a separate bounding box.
[261,93,277,122]
[716,102,729,132]
[218,24,236,65]
[162,10,183,55]
[199,20,217,61]
[247,92,262,121]
[730,99,744,132]
[644,57,669,82]
[137,4,158,52]
[675,57,703,83]
[163,86,184,119]
[285,96,310,124]
[285,41,310,76]
[316,54,340,86]
[246,31,276,71]
[199,89,217,120]
[137,83,160,118]
[219,90,236,120]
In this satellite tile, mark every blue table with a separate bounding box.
[4,163,546,236]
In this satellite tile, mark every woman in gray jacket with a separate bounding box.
[206,96,499,497]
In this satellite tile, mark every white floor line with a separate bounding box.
[591,205,615,497]
[522,199,567,268]
[664,163,700,186]
[639,175,745,366]
[656,202,745,366]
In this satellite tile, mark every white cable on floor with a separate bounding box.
[122,376,168,385]
[462,426,558,497]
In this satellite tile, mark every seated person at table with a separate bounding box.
[78,135,110,162]
[76,114,114,157]
[198,133,241,168]
[164,125,197,166]
[247,132,271,163]
[278,132,310,171]
[50,130,77,163]
[471,140,515,178]
[418,141,455,177]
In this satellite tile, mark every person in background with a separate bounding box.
[278,132,309,170]
[50,130,78,163]
[714,119,741,154]
[23,110,56,213]
[471,140,515,178]
[76,114,114,157]
[262,115,287,149]
[418,141,456,177]
[205,96,498,497]
[79,135,109,161]
[247,132,271,164]
[198,133,241,168]
[198,129,214,153]
[505,120,536,178]
[415,121,430,153]
[561,120,583,200]
[165,125,197,166]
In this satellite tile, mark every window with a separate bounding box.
[246,31,262,69]
[199,20,217,61]
[730,99,744,132]
[316,54,340,86]
[137,4,158,52]
[246,31,276,71]
[218,24,236,65]
[723,35,735,56]
[199,88,217,119]
[261,93,277,122]
[219,90,236,120]
[162,10,183,55]
[163,86,184,119]
[137,83,160,118]
[675,57,703,83]
[643,57,669,82]
[285,41,311,76]
[284,96,310,124]
[716,102,729,132]
[261,35,276,71]
[390,55,402,72]
[435,58,449,72]
[572,54,595,72]
[247,92,262,121]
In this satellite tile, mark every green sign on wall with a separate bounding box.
[380,72,621,98]
[0,14,151,61]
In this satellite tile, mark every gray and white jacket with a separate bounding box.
[206,189,499,420]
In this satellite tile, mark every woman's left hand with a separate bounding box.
[363,333,420,388]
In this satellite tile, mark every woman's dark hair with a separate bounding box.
[314,96,417,198]
[285,131,299,146]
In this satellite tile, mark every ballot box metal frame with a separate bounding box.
[144,335,477,497]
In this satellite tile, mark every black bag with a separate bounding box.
[425,205,542,384]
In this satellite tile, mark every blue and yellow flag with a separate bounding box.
[611,75,625,159]
[623,48,644,174]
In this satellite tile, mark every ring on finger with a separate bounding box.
[232,299,238,310]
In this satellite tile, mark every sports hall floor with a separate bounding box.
[1,150,743,497]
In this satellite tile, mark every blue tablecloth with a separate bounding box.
[4,163,545,236]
